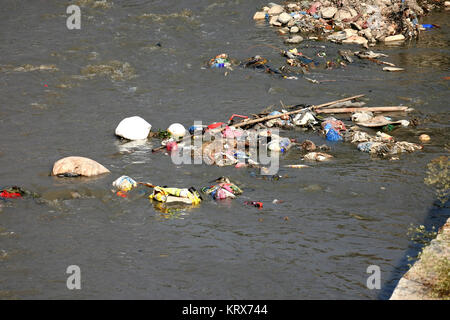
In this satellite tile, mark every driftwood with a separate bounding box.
[315,106,412,114]
[138,182,156,188]
[231,94,365,128]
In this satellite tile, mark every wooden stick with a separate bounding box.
[231,94,365,128]
[315,106,412,114]
[138,182,156,188]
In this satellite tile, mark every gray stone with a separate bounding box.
[290,26,300,33]
[285,35,304,44]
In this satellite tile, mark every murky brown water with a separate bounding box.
[0,1,449,299]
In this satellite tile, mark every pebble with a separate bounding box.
[342,35,368,47]
[268,4,284,15]
[334,9,352,21]
[285,35,304,44]
[290,26,300,33]
[419,134,430,142]
[269,15,282,26]
[321,7,338,19]
[278,12,292,24]
[384,34,405,42]
[253,11,266,20]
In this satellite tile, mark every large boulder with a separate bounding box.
[52,156,110,177]
[115,116,152,140]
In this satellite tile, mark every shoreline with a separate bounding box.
[390,217,450,299]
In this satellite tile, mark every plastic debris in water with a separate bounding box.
[112,176,137,192]
[244,201,263,208]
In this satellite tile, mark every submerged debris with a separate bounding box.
[80,60,136,81]
[75,0,113,9]
[0,64,59,73]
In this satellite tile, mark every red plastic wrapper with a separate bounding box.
[0,190,23,198]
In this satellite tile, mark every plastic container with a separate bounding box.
[167,123,186,140]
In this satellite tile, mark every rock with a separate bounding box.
[328,31,348,41]
[278,12,292,24]
[263,6,270,12]
[253,11,266,20]
[387,24,397,35]
[304,152,333,162]
[384,34,405,42]
[301,140,316,152]
[343,28,358,37]
[334,9,352,21]
[269,15,282,26]
[287,19,296,27]
[320,7,338,19]
[115,116,152,140]
[287,3,300,11]
[419,134,430,142]
[290,26,300,33]
[349,8,358,17]
[285,35,304,44]
[268,5,284,15]
[342,35,368,47]
[52,156,110,177]
[363,29,375,42]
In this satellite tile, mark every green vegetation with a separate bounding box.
[424,156,449,205]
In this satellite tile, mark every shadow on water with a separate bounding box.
[379,199,450,300]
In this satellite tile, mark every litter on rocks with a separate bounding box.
[254,0,444,47]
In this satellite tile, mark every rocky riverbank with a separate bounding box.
[390,217,450,300]
[254,1,449,47]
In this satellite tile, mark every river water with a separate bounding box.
[0,0,449,299]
